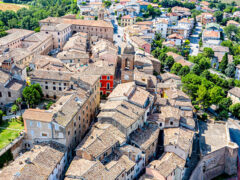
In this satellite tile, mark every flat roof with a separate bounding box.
[199,122,238,156]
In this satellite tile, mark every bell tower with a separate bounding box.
[98,9,104,20]
[121,43,135,83]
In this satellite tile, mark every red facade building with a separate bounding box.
[100,74,114,96]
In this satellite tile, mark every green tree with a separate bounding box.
[224,25,240,41]
[218,97,232,111]
[201,70,211,80]
[171,63,182,74]
[218,110,229,120]
[196,85,210,108]
[203,47,214,58]
[229,103,240,119]
[136,17,143,22]
[16,98,22,112]
[164,56,174,69]
[225,63,236,78]
[218,3,226,11]
[199,58,211,71]
[22,84,43,108]
[191,64,201,75]
[178,66,190,76]
[219,53,228,73]
[103,0,111,8]
[11,104,18,115]
[214,11,223,23]
[34,27,40,32]
[209,86,224,105]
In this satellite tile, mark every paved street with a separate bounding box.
[189,22,202,56]
[112,16,124,51]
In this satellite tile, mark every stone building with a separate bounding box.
[79,61,116,96]
[227,87,240,104]
[98,100,145,136]
[164,127,194,160]
[0,142,67,180]
[30,70,73,99]
[39,17,114,42]
[21,32,53,56]
[57,50,89,65]
[190,122,238,180]
[65,155,136,180]
[0,29,34,53]
[40,23,72,50]
[0,32,53,78]
[144,152,186,180]
[0,69,24,108]
[107,82,154,120]
[23,74,100,150]
[130,123,160,164]
[75,122,126,162]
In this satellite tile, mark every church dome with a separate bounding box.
[123,44,135,55]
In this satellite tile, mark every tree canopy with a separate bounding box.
[22,84,43,107]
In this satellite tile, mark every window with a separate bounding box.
[107,76,110,80]
[107,83,110,90]
[30,121,33,126]
[64,83,67,86]
[68,131,70,136]
[159,123,162,127]
[8,91,11,97]
[55,125,59,131]
[41,133,48,137]
[170,121,173,125]
[100,76,102,80]
[0,92,2,97]
[79,116,81,120]
[37,122,41,127]
[48,123,51,129]
[31,130,34,136]
[53,82,56,85]
[45,86,48,89]
[53,86,56,90]
[100,83,102,87]
[45,81,48,84]
[74,122,76,127]
[59,87,62,91]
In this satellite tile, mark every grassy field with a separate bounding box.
[0,2,28,12]
[220,0,240,5]
[0,119,24,150]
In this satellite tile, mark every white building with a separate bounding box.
[155,18,169,38]
[235,65,240,80]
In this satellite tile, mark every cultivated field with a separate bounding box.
[220,0,240,5]
[0,2,28,12]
